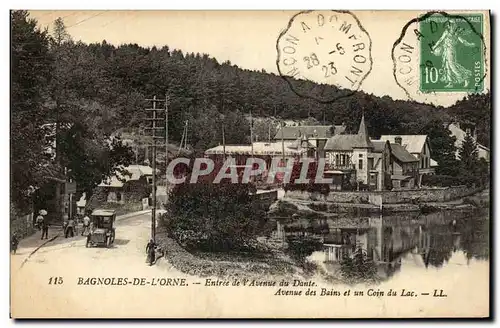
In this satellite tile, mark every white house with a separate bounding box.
[448,123,490,162]
[98,165,156,204]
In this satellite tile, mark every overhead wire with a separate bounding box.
[66,11,108,29]
[60,12,79,20]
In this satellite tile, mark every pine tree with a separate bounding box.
[423,120,459,176]
[459,131,479,172]
[52,17,72,46]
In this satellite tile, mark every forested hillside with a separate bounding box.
[52,34,492,177]
[38,20,492,150]
[11,11,491,210]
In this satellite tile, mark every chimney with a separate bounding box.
[395,136,402,145]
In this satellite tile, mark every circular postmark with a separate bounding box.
[392,11,488,104]
[276,10,373,103]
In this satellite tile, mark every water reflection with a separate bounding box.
[273,209,489,284]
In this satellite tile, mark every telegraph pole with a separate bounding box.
[250,109,254,158]
[165,94,169,205]
[281,119,286,187]
[144,95,167,242]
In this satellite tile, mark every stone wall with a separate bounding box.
[285,186,481,204]
[379,186,480,204]
[11,212,35,238]
[286,190,369,203]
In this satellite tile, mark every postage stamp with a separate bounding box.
[392,11,488,104]
[419,14,484,93]
[276,10,372,103]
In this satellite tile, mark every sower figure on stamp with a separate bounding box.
[431,20,476,88]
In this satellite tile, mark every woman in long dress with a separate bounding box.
[431,20,476,88]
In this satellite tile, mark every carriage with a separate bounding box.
[86,209,116,248]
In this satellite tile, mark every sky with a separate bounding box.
[28,10,491,107]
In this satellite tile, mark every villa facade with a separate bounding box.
[324,116,420,191]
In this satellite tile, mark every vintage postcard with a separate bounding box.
[10,10,491,318]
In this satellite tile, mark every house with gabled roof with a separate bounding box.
[97,165,156,204]
[324,115,419,191]
[378,135,435,177]
[448,122,490,162]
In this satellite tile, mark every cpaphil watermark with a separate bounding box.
[162,157,334,185]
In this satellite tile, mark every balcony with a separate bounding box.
[325,163,355,171]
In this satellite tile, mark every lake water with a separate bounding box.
[274,208,489,284]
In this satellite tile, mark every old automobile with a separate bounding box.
[86,209,116,248]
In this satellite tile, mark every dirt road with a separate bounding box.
[10,212,201,318]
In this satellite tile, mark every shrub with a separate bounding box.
[165,183,267,252]
[422,174,464,187]
[422,170,489,188]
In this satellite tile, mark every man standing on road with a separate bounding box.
[41,217,49,240]
[65,217,75,238]
[35,213,44,231]
[81,211,91,236]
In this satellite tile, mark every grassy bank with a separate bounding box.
[155,226,310,280]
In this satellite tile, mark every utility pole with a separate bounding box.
[144,95,167,242]
[184,120,189,149]
[178,120,188,155]
[222,117,226,160]
[281,119,286,187]
[220,100,226,161]
[250,110,254,158]
[165,94,169,205]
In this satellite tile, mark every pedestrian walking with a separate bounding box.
[146,239,157,266]
[35,212,44,231]
[81,211,91,236]
[41,217,49,240]
[11,233,19,254]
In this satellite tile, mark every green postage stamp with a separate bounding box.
[419,14,484,93]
